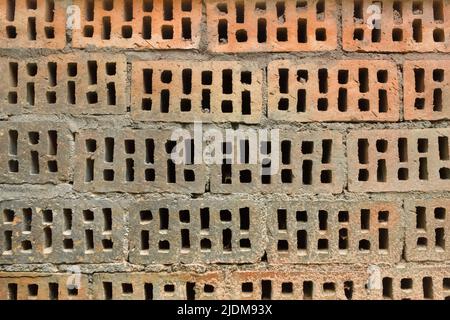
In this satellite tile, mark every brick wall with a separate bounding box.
[0,0,449,300]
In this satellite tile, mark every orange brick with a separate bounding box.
[0,273,89,300]
[405,199,450,262]
[268,59,400,122]
[0,0,66,49]
[404,60,450,120]
[206,0,338,52]
[72,0,201,49]
[342,0,450,52]
[131,60,263,123]
[348,129,450,192]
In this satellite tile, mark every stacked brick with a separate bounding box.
[0,0,449,300]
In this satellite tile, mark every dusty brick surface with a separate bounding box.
[92,272,224,300]
[0,53,127,115]
[210,130,345,194]
[342,0,450,52]
[405,199,450,262]
[72,0,202,49]
[131,60,263,123]
[267,201,402,264]
[268,59,400,122]
[0,122,72,184]
[348,128,450,192]
[0,273,89,300]
[404,60,450,120]
[0,0,66,49]
[206,0,338,52]
[0,199,124,264]
[129,198,265,264]
[74,129,207,193]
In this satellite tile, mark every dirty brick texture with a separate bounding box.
[0,0,449,301]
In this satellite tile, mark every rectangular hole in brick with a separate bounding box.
[83,25,94,37]
[397,138,408,162]
[103,282,112,300]
[419,157,428,180]
[434,69,444,82]
[8,92,17,104]
[392,28,403,41]
[413,1,423,14]
[316,0,325,20]
[182,18,191,39]
[433,0,444,21]
[28,17,36,40]
[200,208,210,230]
[202,89,210,112]
[4,230,12,251]
[30,151,39,174]
[9,62,18,87]
[63,208,72,232]
[8,283,17,300]
[107,83,116,105]
[338,88,347,112]
[218,19,228,43]
[240,140,249,164]
[106,62,117,76]
[160,89,170,113]
[44,26,55,39]
[27,82,35,106]
[102,17,111,40]
[143,69,153,94]
[121,283,133,295]
[443,278,450,290]
[435,227,446,250]
[318,238,329,251]
[202,70,212,85]
[242,282,253,293]
[338,70,348,84]
[166,159,176,183]
[222,100,233,113]
[358,139,369,164]
[303,281,313,300]
[379,228,389,250]
[359,68,369,93]
[44,226,52,250]
[123,0,133,21]
[319,210,328,230]
[343,281,354,300]
[182,69,192,94]
[372,28,381,42]
[361,209,370,230]
[28,284,38,298]
[43,209,53,223]
[6,0,15,21]
[142,16,152,39]
[297,230,307,250]
[161,25,174,40]
[22,208,32,232]
[185,282,196,301]
[181,0,192,11]
[85,229,94,251]
[144,139,154,164]
[88,61,97,85]
[257,18,267,43]
[85,159,94,182]
[297,89,306,112]
[339,228,348,250]
[8,130,18,156]
[413,19,423,42]
[222,70,233,94]
[103,0,113,10]
[163,0,173,20]
[179,209,190,223]
[261,280,272,300]
[393,1,403,22]
[104,137,114,162]
[383,278,393,299]
[277,28,288,42]
[47,62,57,87]
[323,282,335,294]
[102,208,112,231]
[353,28,364,41]
[416,206,427,230]
[181,229,190,249]
[84,0,94,20]
[433,89,442,111]
[239,207,250,230]
[319,69,328,93]
[242,91,251,115]
[3,209,14,223]
[236,1,245,23]
[86,91,98,104]
[29,131,39,145]
[302,141,313,154]
[125,140,135,154]
[423,277,434,299]
[142,98,152,110]
[279,69,289,93]
[143,0,153,11]
[302,160,312,185]
[126,159,135,182]
[297,19,307,43]
[438,136,449,160]
[377,159,386,182]
[276,1,285,19]
[316,28,326,41]
[277,209,287,230]
[297,211,308,224]
[281,141,291,165]
[223,228,232,251]
[379,90,388,113]
[159,208,169,230]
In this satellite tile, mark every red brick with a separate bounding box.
[0,54,127,115]
[128,198,265,264]
[206,0,338,52]
[348,129,450,192]
[74,129,207,193]
[131,60,263,123]
[0,273,89,300]
[404,60,450,121]
[0,0,66,49]
[268,59,400,122]
[405,199,450,262]
[92,272,224,300]
[342,0,450,52]
[267,201,402,264]
[72,0,202,49]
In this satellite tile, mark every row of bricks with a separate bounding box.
[2,122,450,193]
[1,56,450,122]
[1,265,450,300]
[0,197,449,264]
[1,0,449,53]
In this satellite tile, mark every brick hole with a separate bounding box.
[417,237,428,248]
[412,19,423,42]
[159,240,170,251]
[222,228,232,251]
[297,210,307,222]
[435,207,446,220]
[87,61,98,85]
[416,206,427,230]
[181,17,192,39]
[278,68,289,94]
[86,91,98,104]
[413,1,423,14]
[26,63,38,77]
[315,28,326,41]
[297,230,307,250]
[392,28,403,41]
[344,281,353,300]
[181,229,190,249]
[433,0,444,21]
[322,140,333,163]
[141,16,152,39]
[323,282,335,294]
[242,282,253,293]
[141,230,150,250]
[221,100,232,113]
[282,169,293,183]
[319,210,328,230]
[280,140,291,164]
[3,230,12,251]
[382,277,393,299]
[63,208,72,232]
[30,151,40,174]
[277,28,288,42]
[161,25,174,39]
[401,278,413,290]
[419,157,428,180]
[8,283,17,300]
[282,282,293,294]
[164,284,177,295]
[302,160,312,185]
[218,19,228,43]
[372,28,381,43]
[6,26,17,39]
[84,25,94,37]
[435,228,445,249]
[3,209,15,223]
[125,158,134,182]
[240,238,251,249]
[358,139,369,164]
[27,82,35,106]
[8,130,18,156]
[278,98,289,110]
[121,25,133,39]
[102,17,111,40]
[443,278,450,290]
[83,209,94,222]
[298,19,307,43]
[359,68,369,93]
[339,211,349,223]
[317,97,328,111]
[8,92,18,104]
[144,283,153,300]
[46,91,56,104]
[103,0,113,11]
[143,69,153,94]
[6,0,15,21]
[378,211,389,222]
[221,164,232,184]
[27,17,37,40]
[261,280,272,300]
[296,1,307,9]
[376,139,388,153]
[21,240,32,251]
[28,284,38,297]
[45,0,55,22]
[379,228,389,250]
[200,238,211,251]
[318,69,328,93]
[353,28,364,41]
[378,90,388,113]
[23,208,32,231]
[339,228,348,249]
[255,18,267,43]
[423,277,434,299]
[359,239,370,251]
[242,90,251,115]
[361,209,370,230]
[63,238,73,250]
[433,88,442,111]
[185,282,196,300]
[44,26,55,39]
[106,82,116,105]
[317,238,328,251]
[303,281,313,300]
[433,69,445,82]
[338,88,347,112]
[103,282,113,300]
[302,141,314,154]
[28,131,39,145]
[338,70,348,84]
[43,209,53,223]
[44,226,52,251]
[121,283,133,295]
[297,89,306,112]
[316,0,325,20]
[277,209,287,230]
[393,1,403,22]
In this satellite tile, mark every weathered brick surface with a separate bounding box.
[0,53,127,115]
[131,60,263,123]
[0,199,124,264]
[0,122,72,184]
[404,60,450,120]
[92,272,224,300]
[348,129,450,192]
[268,59,400,122]
[129,199,265,264]
[0,273,89,300]
[206,0,338,52]
[72,0,202,49]
[74,129,207,193]
[0,0,66,49]
[210,130,345,194]
[267,201,402,264]
[342,0,450,52]
[405,199,450,262]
